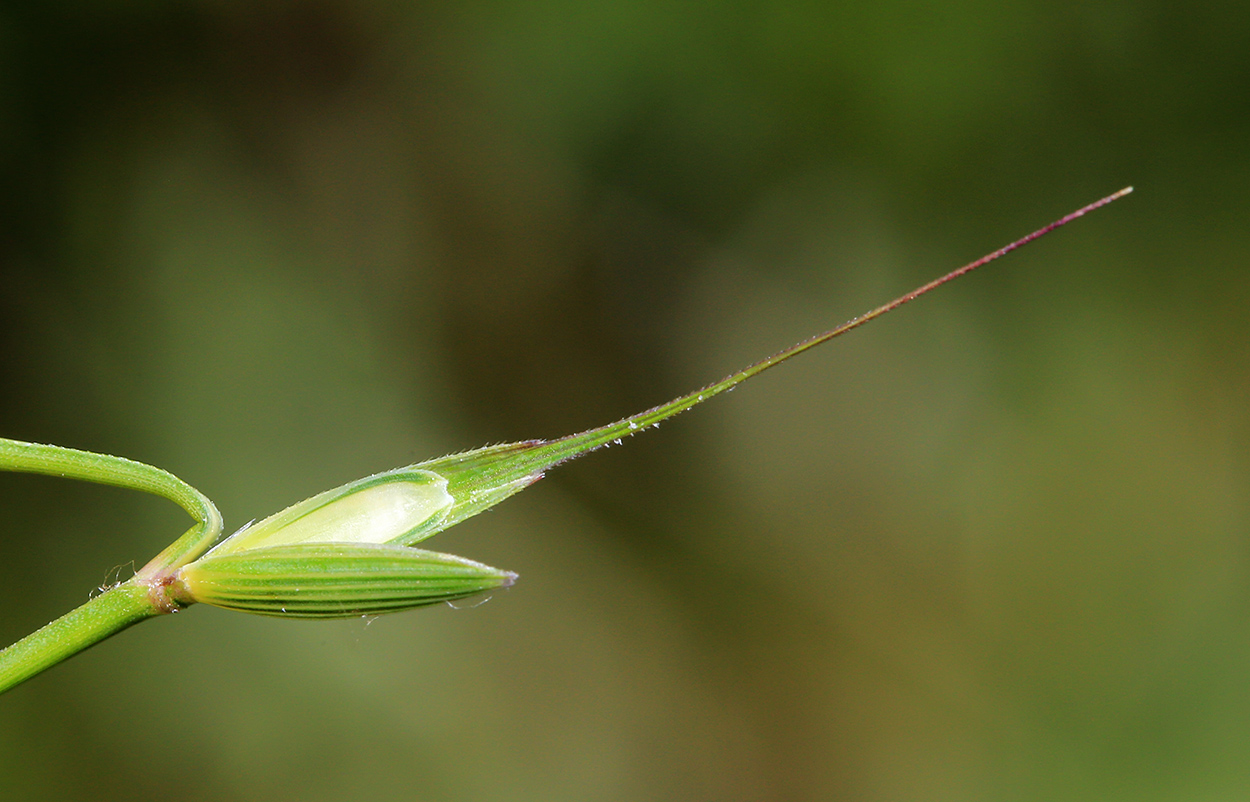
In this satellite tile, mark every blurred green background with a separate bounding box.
[0,1,1246,800]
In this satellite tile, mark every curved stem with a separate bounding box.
[0,579,164,694]
[0,438,223,573]
[0,438,220,693]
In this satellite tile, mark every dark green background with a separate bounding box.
[0,2,1245,800]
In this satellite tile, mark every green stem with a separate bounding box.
[0,579,163,694]
[0,438,222,574]
[0,438,220,692]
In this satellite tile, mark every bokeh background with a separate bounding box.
[0,2,1246,800]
